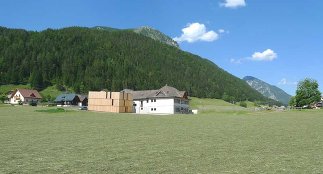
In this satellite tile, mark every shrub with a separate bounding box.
[240,101,247,108]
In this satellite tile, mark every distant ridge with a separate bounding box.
[133,26,179,48]
[93,26,179,48]
[243,76,292,105]
[93,26,120,32]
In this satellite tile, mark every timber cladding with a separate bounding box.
[88,91,133,113]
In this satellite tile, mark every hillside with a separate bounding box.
[243,76,292,105]
[0,26,274,103]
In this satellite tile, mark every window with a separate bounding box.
[147,100,149,103]
[141,107,143,110]
[151,99,153,102]
[151,108,153,111]
[154,99,156,102]
[154,108,156,111]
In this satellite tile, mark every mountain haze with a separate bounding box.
[243,76,292,105]
[0,26,278,104]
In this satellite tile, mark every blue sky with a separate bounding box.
[1,0,322,95]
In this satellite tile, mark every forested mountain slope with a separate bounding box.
[0,26,275,103]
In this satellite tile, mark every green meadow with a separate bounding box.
[0,104,323,173]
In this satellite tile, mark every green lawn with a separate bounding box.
[0,105,323,173]
[190,97,251,114]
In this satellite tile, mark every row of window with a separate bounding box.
[13,99,35,103]
[147,99,157,103]
[144,99,188,104]
[140,107,157,111]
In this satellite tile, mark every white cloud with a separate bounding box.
[278,78,297,85]
[230,49,277,64]
[221,0,246,8]
[173,23,219,43]
[251,49,277,61]
[230,58,243,64]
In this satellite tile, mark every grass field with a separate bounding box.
[190,97,251,114]
[1,105,323,173]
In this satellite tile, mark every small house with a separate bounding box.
[54,94,81,106]
[9,89,42,104]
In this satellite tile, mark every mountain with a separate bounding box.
[0,26,277,104]
[243,76,292,105]
[133,26,179,48]
[93,26,179,48]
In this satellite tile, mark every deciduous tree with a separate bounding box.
[295,78,321,107]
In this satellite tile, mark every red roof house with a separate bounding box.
[9,89,42,104]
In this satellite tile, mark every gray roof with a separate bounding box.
[122,85,188,100]
[77,95,88,102]
[54,94,79,102]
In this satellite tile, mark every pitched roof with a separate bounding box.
[54,94,79,102]
[123,89,159,100]
[12,89,42,99]
[123,85,188,100]
[77,95,88,102]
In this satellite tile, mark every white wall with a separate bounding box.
[133,98,189,114]
[134,98,174,114]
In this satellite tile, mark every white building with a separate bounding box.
[9,89,42,104]
[123,85,189,114]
